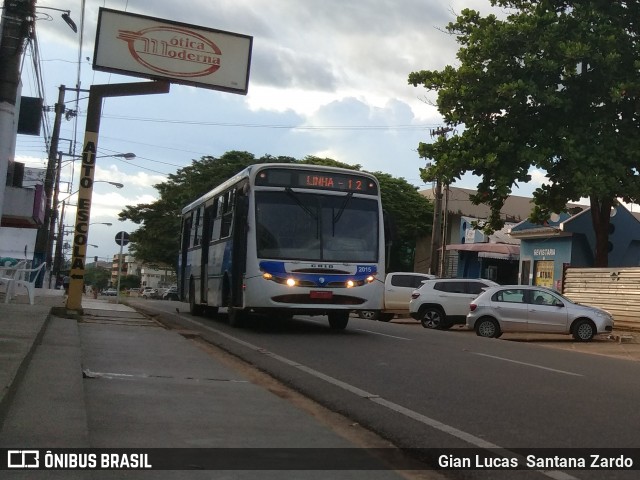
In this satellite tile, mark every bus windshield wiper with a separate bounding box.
[285,187,317,220]
[333,192,353,226]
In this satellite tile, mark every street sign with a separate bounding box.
[115,231,130,246]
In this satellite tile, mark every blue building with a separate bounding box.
[446,216,520,284]
[509,205,640,290]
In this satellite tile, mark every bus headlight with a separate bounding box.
[366,276,375,283]
[262,273,273,280]
[286,278,297,287]
[346,280,355,288]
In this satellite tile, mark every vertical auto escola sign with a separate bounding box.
[66,9,252,311]
[93,8,252,94]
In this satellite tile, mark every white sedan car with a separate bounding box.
[466,285,614,341]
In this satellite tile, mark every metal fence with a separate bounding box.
[563,267,640,330]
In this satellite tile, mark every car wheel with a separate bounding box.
[359,310,378,320]
[475,317,501,338]
[573,319,595,342]
[328,311,349,330]
[420,307,445,329]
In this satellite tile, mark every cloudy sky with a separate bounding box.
[15,0,544,262]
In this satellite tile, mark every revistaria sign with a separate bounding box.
[93,8,252,94]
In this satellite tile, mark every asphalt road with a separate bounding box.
[129,299,640,480]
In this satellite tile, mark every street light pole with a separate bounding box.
[428,127,453,277]
[52,200,67,288]
[36,86,66,287]
[46,151,64,287]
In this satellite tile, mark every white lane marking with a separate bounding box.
[166,309,579,480]
[354,328,412,340]
[472,352,583,377]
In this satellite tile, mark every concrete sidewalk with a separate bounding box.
[2,288,640,477]
[0,290,416,477]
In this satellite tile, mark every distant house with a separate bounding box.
[417,187,534,281]
[509,204,640,290]
[446,218,520,284]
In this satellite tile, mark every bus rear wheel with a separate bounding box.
[328,311,349,330]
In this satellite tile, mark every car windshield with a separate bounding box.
[255,191,379,262]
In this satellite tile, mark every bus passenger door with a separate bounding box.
[200,205,214,303]
[231,193,249,306]
[179,216,191,301]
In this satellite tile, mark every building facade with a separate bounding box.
[510,205,640,290]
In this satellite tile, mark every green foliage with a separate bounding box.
[370,172,433,271]
[84,267,110,291]
[119,152,432,272]
[409,1,640,266]
[119,275,141,291]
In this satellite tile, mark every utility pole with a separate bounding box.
[0,0,35,224]
[428,127,453,277]
[34,85,66,287]
[52,200,67,287]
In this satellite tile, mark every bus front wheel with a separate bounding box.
[328,311,349,330]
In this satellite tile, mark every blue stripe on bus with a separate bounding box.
[259,261,377,286]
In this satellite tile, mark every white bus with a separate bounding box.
[178,163,385,329]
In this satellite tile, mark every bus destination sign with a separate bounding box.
[256,168,378,194]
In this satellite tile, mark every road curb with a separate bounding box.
[0,308,52,430]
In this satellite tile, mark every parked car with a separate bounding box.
[466,285,614,341]
[409,278,499,329]
[358,272,436,321]
[162,286,179,301]
[141,287,159,299]
[102,288,118,297]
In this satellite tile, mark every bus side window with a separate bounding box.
[221,189,235,238]
[212,196,223,241]
[193,206,203,246]
[184,215,193,249]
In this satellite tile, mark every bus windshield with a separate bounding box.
[255,191,379,262]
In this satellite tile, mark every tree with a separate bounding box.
[119,274,141,291]
[372,172,433,271]
[84,266,110,291]
[408,1,640,267]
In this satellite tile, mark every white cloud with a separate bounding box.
[528,169,550,188]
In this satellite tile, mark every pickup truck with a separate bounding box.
[359,272,436,321]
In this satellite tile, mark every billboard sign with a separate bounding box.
[93,8,252,94]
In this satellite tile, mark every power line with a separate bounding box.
[77,113,444,131]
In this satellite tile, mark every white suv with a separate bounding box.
[141,287,158,299]
[409,278,499,329]
[359,272,436,321]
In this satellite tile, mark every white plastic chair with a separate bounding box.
[1,260,27,302]
[4,262,46,305]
